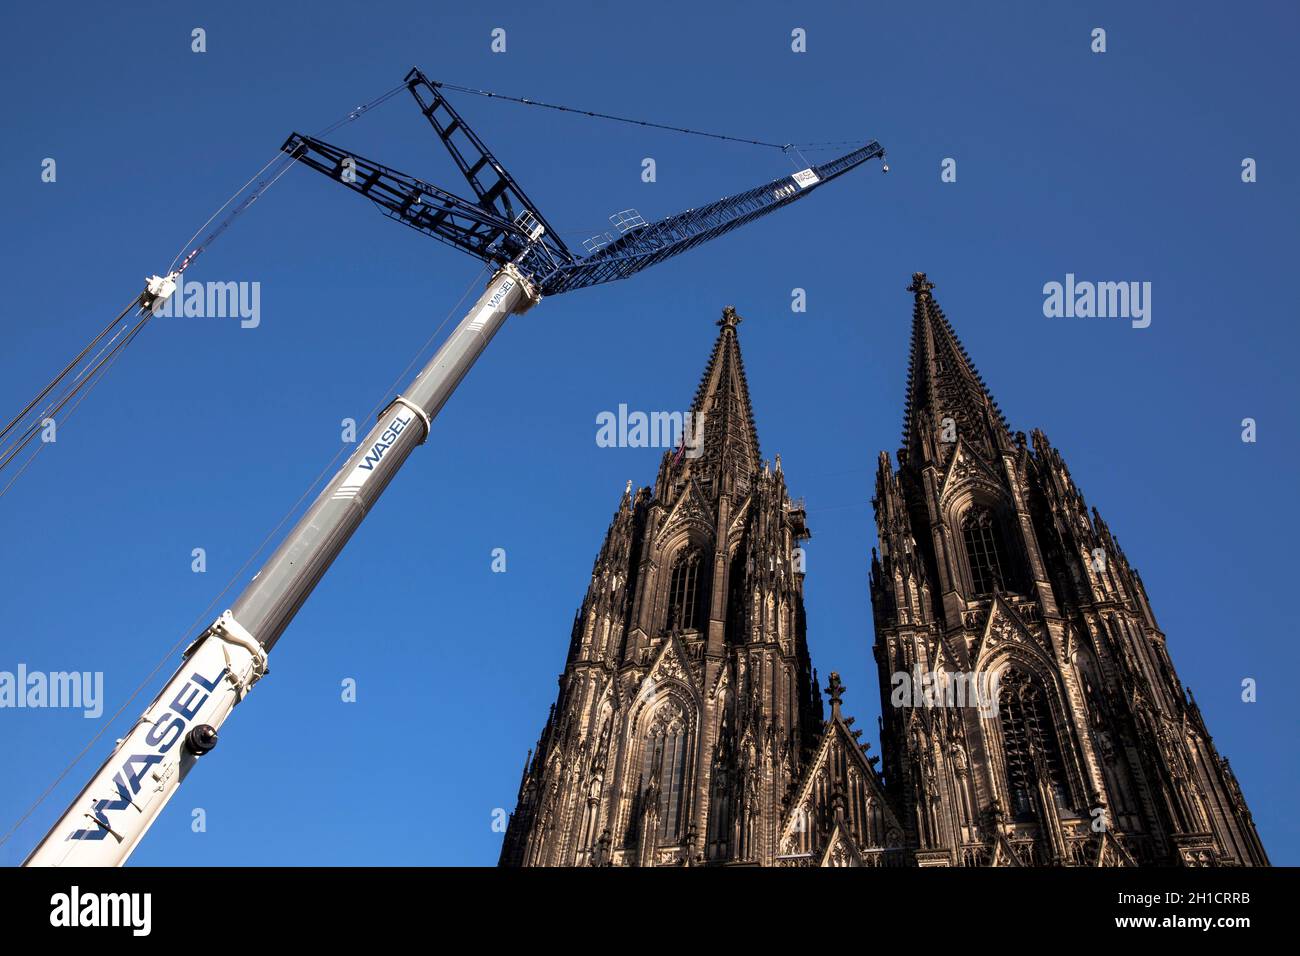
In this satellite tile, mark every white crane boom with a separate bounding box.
[25,263,536,866]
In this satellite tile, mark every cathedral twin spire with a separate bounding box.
[501,277,1268,867]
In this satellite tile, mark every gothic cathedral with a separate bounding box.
[498,277,1267,867]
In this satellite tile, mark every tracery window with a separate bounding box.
[962,505,1007,596]
[668,546,707,630]
[998,669,1069,820]
[642,704,690,842]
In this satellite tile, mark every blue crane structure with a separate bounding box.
[282,69,886,296]
[25,67,886,867]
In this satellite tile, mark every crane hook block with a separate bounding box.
[141,272,179,313]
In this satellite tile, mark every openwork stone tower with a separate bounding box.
[868,273,1267,866]
[501,283,1267,867]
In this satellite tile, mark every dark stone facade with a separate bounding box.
[499,278,1267,867]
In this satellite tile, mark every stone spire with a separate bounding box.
[899,273,1011,468]
[870,273,1269,868]
[501,304,862,868]
[676,306,761,495]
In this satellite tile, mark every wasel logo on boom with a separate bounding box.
[486,278,514,311]
[68,666,227,841]
[358,412,413,472]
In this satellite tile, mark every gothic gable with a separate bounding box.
[1094,830,1137,867]
[644,630,700,697]
[938,436,1006,509]
[779,714,902,860]
[817,821,866,867]
[655,477,715,547]
[725,495,752,550]
[989,830,1027,867]
[971,593,1053,668]
[706,660,730,703]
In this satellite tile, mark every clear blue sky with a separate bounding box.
[1,1,1296,865]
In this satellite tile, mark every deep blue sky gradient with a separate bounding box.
[1,1,1296,865]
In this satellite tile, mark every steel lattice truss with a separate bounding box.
[281,68,884,297]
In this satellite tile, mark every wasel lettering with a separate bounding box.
[357,412,413,472]
[69,665,226,841]
[486,279,515,311]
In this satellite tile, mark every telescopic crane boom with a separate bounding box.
[25,68,885,866]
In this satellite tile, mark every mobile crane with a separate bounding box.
[24,68,885,866]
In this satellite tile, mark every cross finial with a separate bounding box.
[718,305,743,330]
[907,272,935,297]
[826,671,845,718]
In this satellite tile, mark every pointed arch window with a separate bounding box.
[962,505,1007,596]
[642,705,690,842]
[998,669,1069,821]
[668,545,708,631]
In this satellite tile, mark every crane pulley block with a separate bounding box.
[140,272,180,314]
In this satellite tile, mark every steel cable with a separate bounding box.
[0,263,488,853]
[0,82,408,496]
[433,80,866,153]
